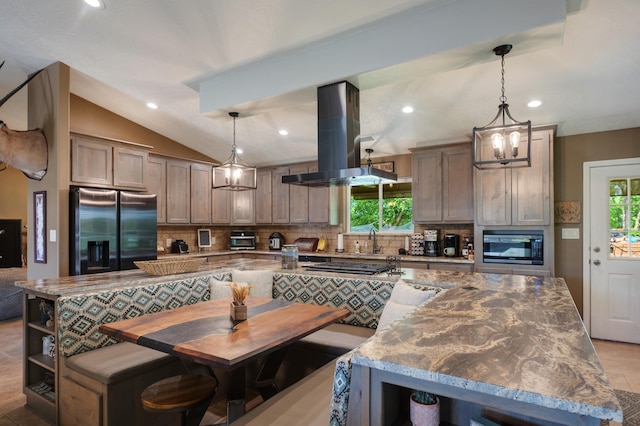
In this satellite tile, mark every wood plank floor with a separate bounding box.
[1,315,638,425]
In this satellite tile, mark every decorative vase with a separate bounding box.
[230,302,247,321]
[409,394,439,426]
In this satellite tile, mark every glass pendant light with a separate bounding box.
[472,44,532,169]
[212,112,257,190]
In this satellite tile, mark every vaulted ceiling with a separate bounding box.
[1,0,639,167]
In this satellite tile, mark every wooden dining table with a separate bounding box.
[99,297,348,424]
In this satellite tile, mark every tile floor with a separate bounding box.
[1,315,638,425]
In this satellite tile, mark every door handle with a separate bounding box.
[593,259,601,266]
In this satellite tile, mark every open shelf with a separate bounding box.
[28,353,55,372]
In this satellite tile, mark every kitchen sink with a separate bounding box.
[304,262,395,275]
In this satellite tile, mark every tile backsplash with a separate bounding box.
[157,223,473,255]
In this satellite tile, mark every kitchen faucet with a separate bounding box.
[368,228,381,254]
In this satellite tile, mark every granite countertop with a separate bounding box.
[350,272,623,422]
[160,249,475,265]
[15,256,473,296]
[15,258,621,421]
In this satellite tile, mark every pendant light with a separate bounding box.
[213,112,257,190]
[472,44,531,169]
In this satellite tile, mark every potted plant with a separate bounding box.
[409,390,439,426]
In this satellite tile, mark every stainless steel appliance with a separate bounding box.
[230,230,256,250]
[170,240,189,254]
[269,232,285,251]
[443,234,460,257]
[70,186,157,275]
[282,81,397,187]
[483,230,544,265]
[424,230,439,257]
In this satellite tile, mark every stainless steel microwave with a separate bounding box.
[482,230,544,265]
[230,230,256,250]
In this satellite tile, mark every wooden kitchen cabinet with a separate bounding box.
[232,190,255,225]
[113,146,148,189]
[308,165,330,223]
[147,156,166,223]
[71,136,113,186]
[255,169,273,224]
[475,129,552,226]
[190,163,212,224]
[272,167,290,224]
[71,133,150,190]
[166,159,191,224]
[412,143,473,223]
[212,188,231,224]
[289,165,309,223]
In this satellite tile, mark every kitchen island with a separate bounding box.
[347,272,623,425]
[14,258,621,425]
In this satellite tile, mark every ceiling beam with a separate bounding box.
[196,0,566,114]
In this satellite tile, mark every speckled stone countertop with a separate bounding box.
[351,272,623,423]
[160,249,474,265]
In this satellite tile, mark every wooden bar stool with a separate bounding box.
[141,374,217,426]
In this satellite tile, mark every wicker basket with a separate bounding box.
[134,258,205,276]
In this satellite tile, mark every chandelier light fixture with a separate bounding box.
[212,112,257,190]
[472,44,531,169]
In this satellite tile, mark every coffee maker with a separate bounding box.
[443,234,460,257]
[424,230,439,257]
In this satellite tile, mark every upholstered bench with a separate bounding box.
[59,342,185,426]
[231,360,337,426]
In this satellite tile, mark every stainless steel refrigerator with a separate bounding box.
[70,186,157,275]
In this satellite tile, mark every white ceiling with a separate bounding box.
[1,0,639,167]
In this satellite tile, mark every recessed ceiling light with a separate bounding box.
[402,106,414,114]
[279,129,289,136]
[236,148,244,154]
[527,99,542,108]
[84,0,105,9]
[146,102,158,109]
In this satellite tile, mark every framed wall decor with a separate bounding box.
[34,191,47,263]
[554,201,581,224]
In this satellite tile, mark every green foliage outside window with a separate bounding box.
[349,182,413,232]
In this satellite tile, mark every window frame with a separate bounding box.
[346,177,414,235]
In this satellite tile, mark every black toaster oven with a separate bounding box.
[230,230,256,250]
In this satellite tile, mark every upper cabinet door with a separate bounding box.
[289,165,309,223]
[166,160,190,224]
[412,150,443,222]
[272,167,290,224]
[308,165,330,223]
[212,188,231,224]
[147,156,166,223]
[71,137,113,186]
[113,146,148,189]
[512,130,551,225]
[442,148,474,222]
[475,129,552,226]
[190,163,212,224]
[255,169,273,224]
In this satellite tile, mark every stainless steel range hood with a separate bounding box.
[282,81,397,187]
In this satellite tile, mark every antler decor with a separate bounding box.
[0,61,48,180]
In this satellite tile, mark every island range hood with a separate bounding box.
[282,81,397,187]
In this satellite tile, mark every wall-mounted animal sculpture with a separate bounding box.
[0,61,48,180]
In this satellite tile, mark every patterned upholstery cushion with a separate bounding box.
[329,349,357,426]
[57,272,230,357]
[273,273,394,328]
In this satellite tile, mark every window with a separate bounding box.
[609,177,640,258]
[348,180,413,233]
